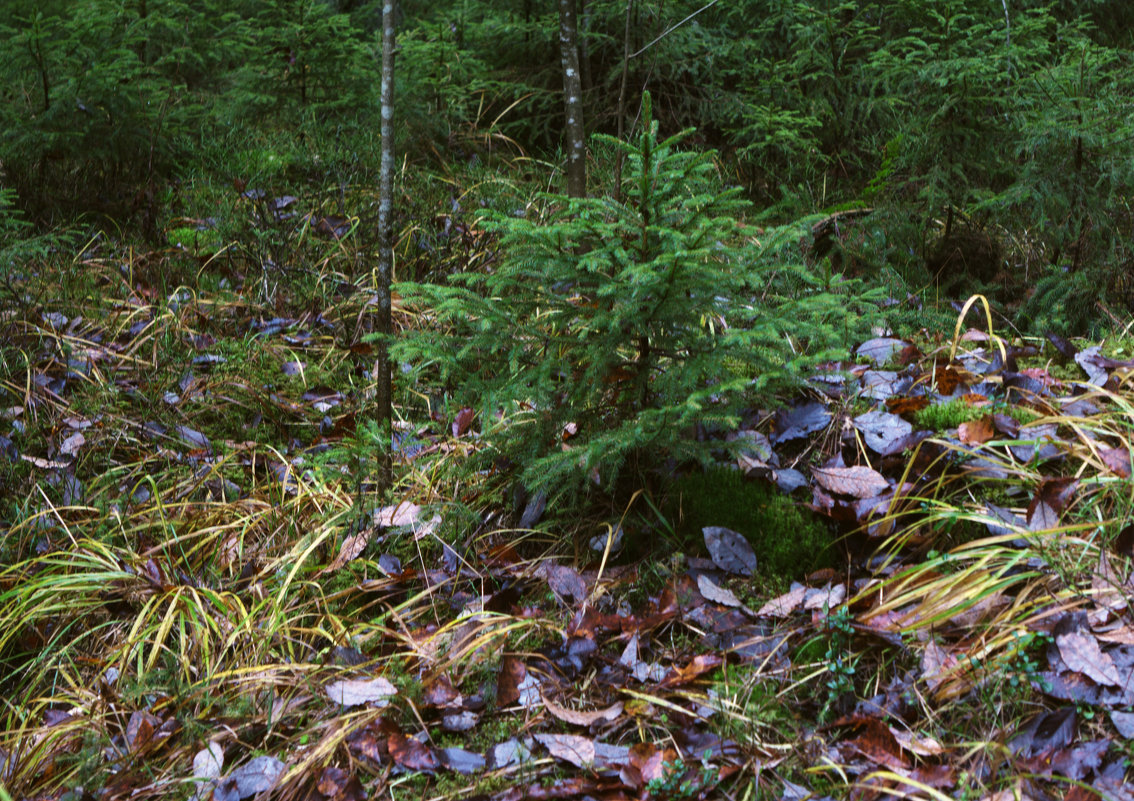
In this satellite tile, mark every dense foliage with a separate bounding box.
[391,96,851,495]
[3,0,1133,332]
[6,5,1134,800]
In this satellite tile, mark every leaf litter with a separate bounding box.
[5,234,1134,801]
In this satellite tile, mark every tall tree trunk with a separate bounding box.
[375,0,396,489]
[578,0,592,95]
[559,0,586,197]
[613,0,634,203]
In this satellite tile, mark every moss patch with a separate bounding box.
[671,467,835,579]
[913,399,1040,432]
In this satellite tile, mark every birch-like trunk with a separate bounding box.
[375,0,396,488]
[559,0,586,197]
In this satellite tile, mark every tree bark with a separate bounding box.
[376,0,396,489]
[559,0,586,197]
[613,0,634,203]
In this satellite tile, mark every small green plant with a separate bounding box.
[1003,631,1053,692]
[820,604,858,721]
[390,93,839,501]
[645,752,719,799]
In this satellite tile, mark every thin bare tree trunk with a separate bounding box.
[559,0,586,197]
[376,0,396,489]
[613,0,633,203]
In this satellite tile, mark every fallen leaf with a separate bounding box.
[388,730,440,772]
[812,465,889,498]
[1010,707,1076,757]
[439,747,486,774]
[921,641,961,694]
[543,696,624,727]
[856,338,909,364]
[703,526,757,576]
[489,738,534,769]
[452,407,475,437]
[659,654,724,688]
[325,676,397,707]
[853,410,913,455]
[544,564,587,605]
[214,756,286,801]
[317,766,363,800]
[1055,630,1122,686]
[757,584,807,617]
[535,733,595,768]
[191,742,224,800]
[1099,446,1131,478]
[1027,477,1078,532]
[423,674,461,708]
[772,401,831,443]
[324,530,373,573]
[958,416,995,445]
[125,710,161,752]
[803,583,846,611]
[838,715,909,770]
[890,728,944,757]
[59,431,85,456]
[1110,710,1134,738]
[498,655,543,707]
[886,395,931,417]
[696,574,744,608]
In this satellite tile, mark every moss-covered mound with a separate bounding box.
[672,467,836,579]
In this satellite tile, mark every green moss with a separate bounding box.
[913,399,1039,432]
[671,467,835,579]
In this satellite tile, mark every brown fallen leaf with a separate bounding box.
[325,676,397,707]
[658,654,724,688]
[1099,446,1131,478]
[812,465,889,498]
[756,584,807,617]
[1055,630,1122,686]
[543,695,624,727]
[535,733,595,768]
[921,641,961,695]
[957,415,995,445]
[696,574,745,608]
[388,730,440,772]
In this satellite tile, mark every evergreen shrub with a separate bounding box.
[390,94,846,501]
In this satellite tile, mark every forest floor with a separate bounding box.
[3,218,1134,801]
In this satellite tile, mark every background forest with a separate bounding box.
[4,2,1134,800]
[4,0,1134,335]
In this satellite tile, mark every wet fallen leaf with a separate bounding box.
[696,574,744,608]
[191,742,224,800]
[214,756,286,801]
[958,415,995,444]
[1056,630,1122,686]
[388,729,440,772]
[452,407,475,437]
[317,766,364,800]
[853,410,913,455]
[658,654,724,688]
[325,676,397,707]
[543,564,587,605]
[757,584,807,617]
[812,465,889,498]
[59,431,85,457]
[703,526,757,576]
[439,747,486,774]
[544,695,624,727]
[535,733,595,768]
